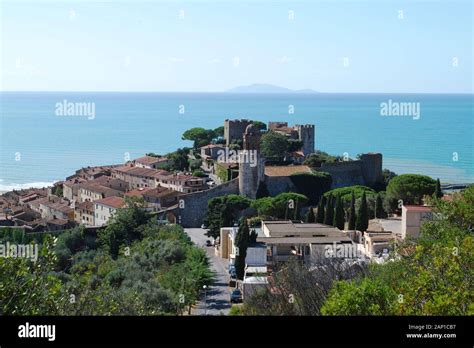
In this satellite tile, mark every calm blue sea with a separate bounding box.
[0,92,472,190]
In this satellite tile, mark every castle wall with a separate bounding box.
[268,122,288,131]
[224,119,252,146]
[264,176,298,196]
[296,124,315,155]
[239,155,264,199]
[360,153,383,186]
[313,161,365,188]
[176,178,240,227]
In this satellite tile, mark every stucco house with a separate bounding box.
[94,196,125,226]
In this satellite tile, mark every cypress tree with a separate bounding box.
[324,194,334,226]
[348,191,356,230]
[316,197,325,223]
[356,191,369,232]
[306,206,316,223]
[234,219,250,280]
[375,193,384,218]
[333,194,345,230]
[434,178,443,199]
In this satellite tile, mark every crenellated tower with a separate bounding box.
[295,124,315,156]
[238,124,265,198]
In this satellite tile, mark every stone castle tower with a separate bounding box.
[295,124,315,156]
[239,124,265,199]
[224,119,252,146]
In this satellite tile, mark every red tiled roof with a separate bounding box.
[135,156,168,165]
[114,166,161,178]
[80,182,121,195]
[94,196,125,209]
[125,187,177,199]
[75,201,93,210]
[404,205,433,212]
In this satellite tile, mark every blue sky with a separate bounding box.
[1,0,472,93]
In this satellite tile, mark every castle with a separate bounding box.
[224,119,315,156]
[238,124,265,199]
[169,119,384,227]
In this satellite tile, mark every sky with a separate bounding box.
[0,0,472,93]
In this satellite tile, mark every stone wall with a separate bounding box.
[295,124,315,155]
[360,153,383,186]
[264,176,298,196]
[313,161,365,188]
[312,154,383,188]
[224,119,252,146]
[176,178,240,227]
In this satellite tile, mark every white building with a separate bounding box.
[259,220,353,264]
[94,196,125,226]
[401,205,433,239]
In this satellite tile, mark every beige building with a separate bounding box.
[63,177,87,202]
[219,226,267,266]
[91,176,129,192]
[133,155,169,169]
[112,165,165,189]
[156,173,207,193]
[94,196,125,226]
[258,220,353,264]
[124,187,179,211]
[74,201,94,226]
[79,183,123,203]
[401,205,433,239]
[200,144,225,161]
[38,198,74,221]
[363,231,397,259]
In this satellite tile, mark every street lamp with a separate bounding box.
[203,285,208,316]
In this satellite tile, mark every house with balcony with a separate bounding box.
[156,173,207,193]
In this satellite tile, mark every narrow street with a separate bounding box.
[184,228,231,315]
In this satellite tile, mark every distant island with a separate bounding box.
[226,83,318,94]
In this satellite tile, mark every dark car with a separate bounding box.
[230,289,242,303]
[205,240,212,247]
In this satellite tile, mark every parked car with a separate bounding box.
[228,264,236,275]
[205,240,212,247]
[230,289,242,303]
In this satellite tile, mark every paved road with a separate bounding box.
[185,228,231,316]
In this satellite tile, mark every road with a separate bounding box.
[184,228,231,316]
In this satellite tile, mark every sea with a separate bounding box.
[0,92,472,191]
